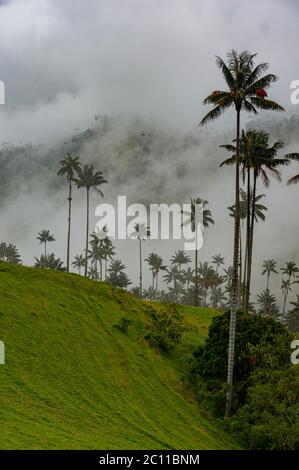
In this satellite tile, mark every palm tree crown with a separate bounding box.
[200,50,284,127]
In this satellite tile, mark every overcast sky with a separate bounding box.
[0,0,298,306]
[0,0,299,141]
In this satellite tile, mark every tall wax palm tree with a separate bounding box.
[170,250,191,270]
[35,253,65,271]
[281,262,299,318]
[198,262,220,307]
[0,242,22,265]
[244,134,289,314]
[131,223,150,293]
[221,129,287,314]
[200,50,284,416]
[210,287,227,309]
[102,238,115,280]
[145,253,166,290]
[107,259,131,289]
[72,254,85,275]
[146,253,157,289]
[163,265,184,302]
[182,266,194,290]
[261,259,278,291]
[73,164,107,277]
[91,225,113,280]
[257,290,280,319]
[228,190,248,306]
[153,255,166,291]
[211,254,225,274]
[228,187,267,307]
[37,230,55,257]
[182,197,214,307]
[108,259,126,277]
[57,153,81,272]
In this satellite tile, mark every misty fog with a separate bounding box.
[0,0,298,309]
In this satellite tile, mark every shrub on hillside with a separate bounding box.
[145,304,185,352]
[191,310,298,448]
[113,316,133,334]
[229,367,299,449]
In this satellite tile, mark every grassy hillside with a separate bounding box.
[0,262,239,450]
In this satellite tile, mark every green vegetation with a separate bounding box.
[0,262,239,450]
[192,311,298,449]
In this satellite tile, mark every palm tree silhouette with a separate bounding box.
[181,266,194,290]
[57,153,81,272]
[72,254,85,275]
[182,197,214,307]
[107,259,131,289]
[200,50,284,416]
[163,265,184,302]
[170,250,191,270]
[131,223,150,293]
[281,262,299,318]
[73,164,107,277]
[257,290,280,319]
[145,253,166,291]
[222,129,289,314]
[146,253,158,290]
[37,230,55,257]
[102,239,115,280]
[0,242,22,264]
[198,262,220,307]
[261,260,278,291]
[228,188,267,307]
[35,253,65,271]
[211,254,225,274]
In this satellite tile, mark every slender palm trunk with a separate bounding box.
[242,233,248,304]
[156,271,159,291]
[245,171,257,313]
[238,227,242,308]
[266,272,270,291]
[282,275,291,319]
[84,188,90,277]
[105,257,108,280]
[67,178,72,272]
[195,226,199,307]
[282,291,288,319]
[78,266,81,275]
[152,272,155,290]
[243,167,251,311]
[44,242,47,258]
[100,259,103,281]
[225,108,241,418]
[139,239,142,293]
[94,258,98,280]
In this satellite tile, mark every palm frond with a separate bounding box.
[199,105,226,127]
[245,62,269,87]
[215,56,235,89]
[246,73,277,94]
[287,173,299,185]
[250,97,285,111]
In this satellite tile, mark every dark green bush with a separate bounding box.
[191,310,298,448]
[229,367,299,449]
[113,316,133,334]
[145,304,185,352]
[192,310,292,407]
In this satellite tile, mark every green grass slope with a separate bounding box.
[0,262,239,450]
